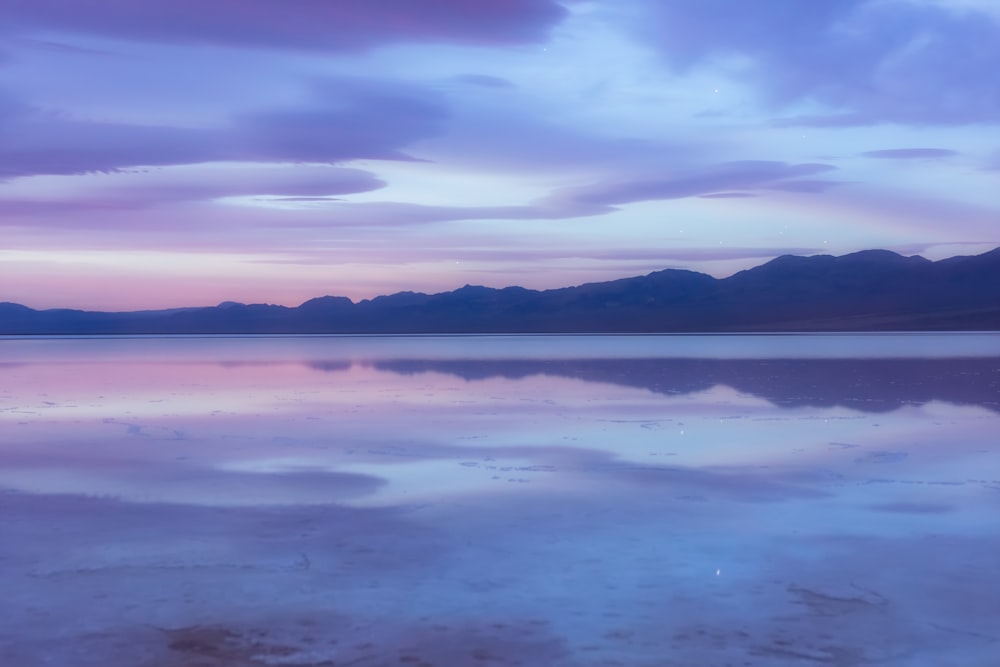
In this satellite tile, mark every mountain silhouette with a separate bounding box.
[363,357,1000,414]
[3,248,1000,334]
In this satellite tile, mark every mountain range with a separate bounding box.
[3,248,1000,334]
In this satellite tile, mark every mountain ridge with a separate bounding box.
[3,248,1000,334]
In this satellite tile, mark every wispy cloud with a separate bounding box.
[633,0,1000,125]
[547,161,837,209]
[861,148,958,160]
[452,74,515,89]
[0,77,449,179]
[2,0,997,310]
[3,0,568,51]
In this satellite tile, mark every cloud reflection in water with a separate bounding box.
[1,334,999,665]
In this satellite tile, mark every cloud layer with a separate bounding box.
[0,78,448,179]
[638,0,1000,125]
[2,0,998,309]
[2,0,568,51]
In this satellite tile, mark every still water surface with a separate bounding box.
[2,334,999,665]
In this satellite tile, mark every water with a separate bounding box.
[1,334,999,665]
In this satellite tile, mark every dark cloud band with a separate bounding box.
[2,0,568,51]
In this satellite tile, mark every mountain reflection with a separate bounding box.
[290,357,1000,414]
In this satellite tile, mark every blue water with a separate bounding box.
[1,334,998,665]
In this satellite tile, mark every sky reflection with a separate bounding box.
[2,335,999,665]
[2,334,997,509]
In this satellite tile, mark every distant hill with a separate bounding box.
[3,248,1000,334]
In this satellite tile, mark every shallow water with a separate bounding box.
[1,334,999,666]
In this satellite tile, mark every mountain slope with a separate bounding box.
[3,248,1000,334]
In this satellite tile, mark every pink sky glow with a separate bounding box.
[2,0,999,310]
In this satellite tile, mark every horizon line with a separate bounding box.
[5,245,999,314]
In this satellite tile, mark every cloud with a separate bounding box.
[699,192,756,199]
[228,161,842,228]
[635,0,1000,125]
[419,102,710,177]
[232,78,449,163]
[862,148,959,159]
[867,501,954,514]
[0,166,387,231]
[270,201,552,227]
[218,161,840,228]
[110,166,386,207]
[356,245,828,265]
[765,179,848,193]
[244,245,830,275]
[0,78,449,179]
[13,37,122,58]
[548,161,837,209]
[634,0,864,72]
[452,74,515,89]
[0,115,220,179]
[2,0,568,52]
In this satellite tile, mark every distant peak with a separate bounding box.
[839,249,933,266]
[842,249,903,259]
[452,284,493,294]
[298,295,354,308]
[0,301,36,312]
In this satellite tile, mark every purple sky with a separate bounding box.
[2,0,1000,310]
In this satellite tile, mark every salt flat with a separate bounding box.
[2,334,999,666]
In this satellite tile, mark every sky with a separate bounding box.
[2,0,999,311]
